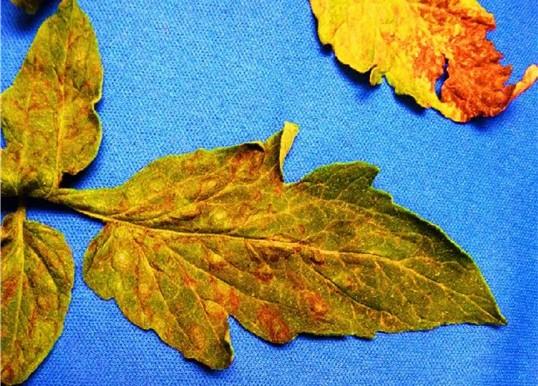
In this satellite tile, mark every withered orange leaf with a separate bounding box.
[50,123,505,369]
[1,0,103,198]
[310,0,538,122]
[1,208,74,385]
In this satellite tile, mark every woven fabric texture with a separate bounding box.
[1,0,537,385]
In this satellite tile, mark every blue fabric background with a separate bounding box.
[1,0,537,384]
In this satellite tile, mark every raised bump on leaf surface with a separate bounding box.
[310,0,537,122]
[51,122,505,369]
[1,0,103,197]
[1,208,74,385]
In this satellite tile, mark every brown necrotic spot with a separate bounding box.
[286,270,306,290]
[253,264,274,283]
[2,366,15,383]
[228,289,240,314]
[206,253,227,273]
[302,291,329,319]
[187,325,206,351]
[261,245,291,264]
[273,184,283,195]
[1,277,20,302]
[256,305,293,343]
[229,145,264,180]
[308,250,325,265]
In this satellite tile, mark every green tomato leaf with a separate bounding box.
[1,208,74,385]
[1,0,103,198]
[51,122,505,369]
[10,0,45,15]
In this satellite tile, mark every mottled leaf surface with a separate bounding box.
[310,0,538,122]
[51,123,505,369]
[1,0,103,197]
[1,209,74,385]
[10,0,44,14]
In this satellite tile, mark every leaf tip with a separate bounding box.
[277,121,299,174]
[491,309,507,327]
[511,64,538,101]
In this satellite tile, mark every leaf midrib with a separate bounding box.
[52,1,76,192]
[7,210,26,359]
[76,208,501,323]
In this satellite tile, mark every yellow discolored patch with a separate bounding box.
[310,0,537,122]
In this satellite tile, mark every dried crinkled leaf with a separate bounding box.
[1,0,103,198]
[1,209,74,385]
[51,123,505,369]
[310,0,538,122]
[10,0,45,14]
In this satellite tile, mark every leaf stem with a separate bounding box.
[14,198,27,222]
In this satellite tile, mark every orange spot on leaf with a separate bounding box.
[228,289,240,314]
[257,305,292,343]
[1,277,19,302]
[303,291,329,319]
